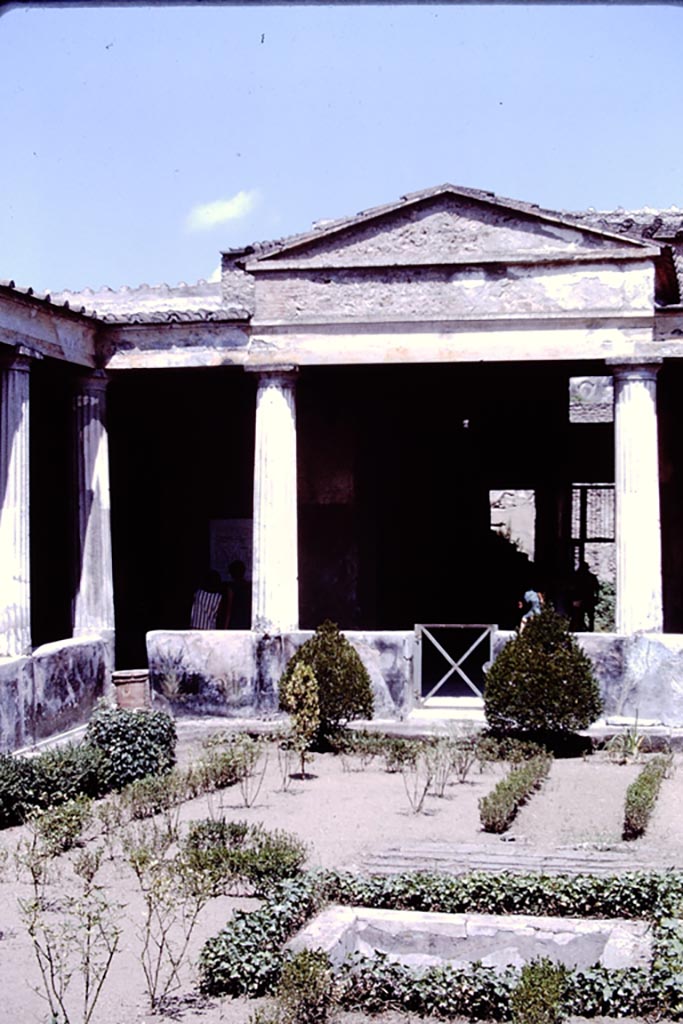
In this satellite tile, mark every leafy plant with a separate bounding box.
[119,768,187,841]
[279,621,374,741]
[200,868,683,1019]
[276,949,336,1024]
[85,700,176,791]
[484,608,602,734]
[31,743,104,805]
[606,716,647,764]
[17,841,122,1024]
[0,743,103,830]
[594,579,616,633]
[200,875,323,997]
[0,751,38,827]
[279,663,321,776]
[182,818,307,896]
[479,753,552,833]
[28,796,93,856]
[623,753,673,840]
[510,957,569,1024]
[381,737,418,773]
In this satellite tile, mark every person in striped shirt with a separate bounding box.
[190,570,224,629]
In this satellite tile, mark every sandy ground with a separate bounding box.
[0,743,679,1024]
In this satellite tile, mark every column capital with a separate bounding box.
[0,343,42,373]
[245,365,299,388]
[74,369,109,396]
[606,358,662,383]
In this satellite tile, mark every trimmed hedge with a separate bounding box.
[623,754,671,840]
[199,869,683,1019]
[479,754,552,833]
[0,702,176,829]
[0,742,104,830]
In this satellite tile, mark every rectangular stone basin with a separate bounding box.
[287,906,652,972]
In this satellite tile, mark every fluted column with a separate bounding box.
[0,347,33,656]
[251,368,299,632]
[72,371,115,638]
[610,360,663,634]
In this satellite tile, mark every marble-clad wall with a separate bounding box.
[0,636,109,752]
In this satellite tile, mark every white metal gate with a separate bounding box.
[414,624,495,701]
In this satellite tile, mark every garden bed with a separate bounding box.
[0,740,681,1024]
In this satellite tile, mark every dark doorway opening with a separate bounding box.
[108,367,255,668]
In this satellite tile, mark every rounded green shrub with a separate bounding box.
[279,621,373,740]
[484,608,602,734]
[85,700,176,791]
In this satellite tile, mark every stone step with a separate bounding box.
[361,841,681,877]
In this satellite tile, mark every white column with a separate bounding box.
[0,347,33,656]
[72,371,115,638]
[611,361,663,634]
[251,368,299,632]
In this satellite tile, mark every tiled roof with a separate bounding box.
[0,278,98,319]
[100,307,249,324]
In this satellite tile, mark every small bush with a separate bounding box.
[276,949,336,1024]
[279,663,320,776]
[32,743,104,804]
[279,621,373,741]
[182,819,307,896]
[0,753,38,827]
[29,795,93,856]
[479,754,552,833]
[623,754,672,840]
[510,957,569,1024]
[85,701,176,791]
[0,743,104,830]
[476,735,548,767]
[120,768,188,823]
[328,730,384,772]
[190,744,245,794]
[484,608,602,735]
[381,737,418,773]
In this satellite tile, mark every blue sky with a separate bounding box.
[1,3,681,293]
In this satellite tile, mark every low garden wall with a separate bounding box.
[0,634,111,753]
[493,630,683,724]
[146,629,411,718]
[148,627,683,725]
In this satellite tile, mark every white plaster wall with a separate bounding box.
[255,262,653,325]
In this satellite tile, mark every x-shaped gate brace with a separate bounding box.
[415,624,496,701]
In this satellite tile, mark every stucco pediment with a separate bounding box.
[248,186,655,271]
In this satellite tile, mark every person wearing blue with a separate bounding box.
[520,587,544,629]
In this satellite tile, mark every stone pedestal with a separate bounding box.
[0,349,33,656]
[72,372,115,637]
[251,368,299,632]
[611,361,663,633]
[113,669,151,710]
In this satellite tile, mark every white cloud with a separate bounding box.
[207,264,221,283]
[186,190,258,231]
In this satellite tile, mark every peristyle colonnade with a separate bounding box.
[0,352,665,656]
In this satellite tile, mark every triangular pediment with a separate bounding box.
[247,185,656,271]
